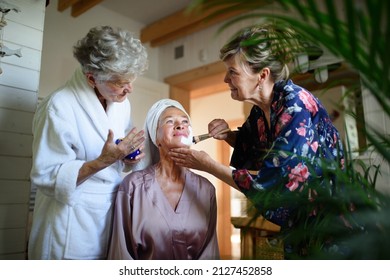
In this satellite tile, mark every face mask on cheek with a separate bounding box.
[180,126,193,146]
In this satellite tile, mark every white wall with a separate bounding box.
[159,19,256,79]
[130,76,169,129]
[0,0,46,260]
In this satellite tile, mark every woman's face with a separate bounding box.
[156,107,192,149]
[94,75,135,103]
[223,55,260,102]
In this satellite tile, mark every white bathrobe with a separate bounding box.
[28,68,132,259]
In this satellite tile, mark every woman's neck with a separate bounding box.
[156,156,185,183]
[156,160,185,210]
[94,88,107,111]
[255,82,274,127]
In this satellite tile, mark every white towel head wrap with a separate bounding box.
[133,98,192,171]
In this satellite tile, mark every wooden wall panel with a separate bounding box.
[0,156,32,180]
[2,20,44,50]
[0,181,30,204]
[0,108,34,134]
[0,2,44,259]
[0,204,29,229]
[0,64,40,91]
[0,42,42,71]
[0,132,33,157]
[0,228,27,257]
[0,85,38,112]
[6,0,45,30]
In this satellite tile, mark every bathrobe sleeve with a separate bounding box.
[30,92,86,206]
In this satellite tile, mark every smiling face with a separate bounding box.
[156,107,192,149]
[223,55,261,102]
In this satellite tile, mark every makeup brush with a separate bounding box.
[192,128,231,144]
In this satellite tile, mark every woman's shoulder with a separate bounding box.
[34,87,77,125]
[40,86,76,111]
[276,79,320,108]
[277,80,302,97]
[119,165,155,193]
[186,170,216,191]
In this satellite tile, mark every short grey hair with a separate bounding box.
[73,26,148,81]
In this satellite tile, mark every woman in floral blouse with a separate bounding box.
[169,23,347,258]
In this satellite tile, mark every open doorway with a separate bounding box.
[190,94,245,259]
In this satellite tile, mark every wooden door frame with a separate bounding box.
[164,61,229,115]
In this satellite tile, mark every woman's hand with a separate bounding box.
[169,148,211,172]
[208,118,237,147]
[77,128,145,186]
[98,128,145,165]
[169,146,239,190]
[122,144,145,164]
[208,119,230,140]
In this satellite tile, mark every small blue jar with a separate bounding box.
[115,139,141,160]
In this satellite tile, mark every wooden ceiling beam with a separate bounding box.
[58,0,79,11]
[56,2,254,46]
[141,6,247,47]
[57,0,103,17]
[71,0,104,17]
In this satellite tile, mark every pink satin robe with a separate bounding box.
[108,165,220,260]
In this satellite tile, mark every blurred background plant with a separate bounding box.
[189,0,390,259]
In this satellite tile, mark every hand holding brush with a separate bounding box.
[192,128,231,144]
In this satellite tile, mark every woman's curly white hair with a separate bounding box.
[73,26,149,81]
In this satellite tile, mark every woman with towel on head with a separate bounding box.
[108,99,220,260]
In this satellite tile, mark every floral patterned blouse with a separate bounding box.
[231,79,345,227]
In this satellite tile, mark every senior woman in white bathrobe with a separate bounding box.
[28,26,148,259]
[108,99,220,260]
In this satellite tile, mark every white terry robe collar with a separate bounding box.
[67,67,128,141]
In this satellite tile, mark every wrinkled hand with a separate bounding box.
[169,148,210,172]
[97,128,145,165]
[122,144,145,164]
[118,127,145,162]
[208,119,230,140]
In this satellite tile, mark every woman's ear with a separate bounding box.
[85,73,96,88]
[257,68,271,90]
[259,67,270,82]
